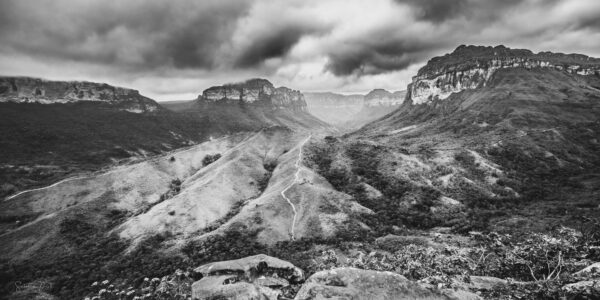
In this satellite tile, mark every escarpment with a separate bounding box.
[408,45,600,104]
[0,76,160,113]
[199,78,308,112]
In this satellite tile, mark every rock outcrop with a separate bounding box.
[294,268,481,300]
[192,254,304,300]
[199,78,307,112]
[0,76,160,113]
[364,89,406,107]
[407,45,600,104]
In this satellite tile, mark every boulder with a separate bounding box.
[294,267,481,300]
[562,280,600,297]
[573,262,600,278]
[192,275,280,300]
[192,254,303,300]
[194,254,304,283]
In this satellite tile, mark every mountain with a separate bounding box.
[166,78,330,132]
[0,77,159,113]
[200,78,307,111]
[346,89,406,128]
[304,92,364,125]
[319,45,600,236]
[304,89,405,129]
[363,89,405,107]
[407,44,600,104]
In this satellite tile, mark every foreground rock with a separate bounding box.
[573,262,600,278]
[192,254,304,300]
[294,267,481,300]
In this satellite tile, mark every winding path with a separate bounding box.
[280,134,311,241]
[4,176,87,201]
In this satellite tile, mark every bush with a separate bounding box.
[202,154,221,166]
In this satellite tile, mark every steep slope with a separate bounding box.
[0,77,212,199]
[320,45,600,236]
[407,45,600,104]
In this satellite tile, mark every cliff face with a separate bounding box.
[199,78,307,111]
[0,77,160,113]
[408,45,600,104]
[364,89,406,107]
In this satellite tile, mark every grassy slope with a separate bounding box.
[322,68,600,234]
[0,102,214,197]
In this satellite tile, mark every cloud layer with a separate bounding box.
[1,0,599,99]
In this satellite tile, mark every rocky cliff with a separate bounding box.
[364,89,406,107]
[0,76,160,113]
[408,45,600,104]
[199,78,307,112]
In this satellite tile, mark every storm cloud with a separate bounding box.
[0,0,599,99]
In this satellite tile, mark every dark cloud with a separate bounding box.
[234,26,320,68]
[323,0,572,76]
[393,0,532,23]
[393,0,469,23]
[0,0,252,69]
[0,0,599,98]
[326,44,421,76]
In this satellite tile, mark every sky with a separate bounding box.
[1,0,600,101]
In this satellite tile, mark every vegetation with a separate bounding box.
[201,154,222,166]
[310,222,600,299]
[257,161,277,193]
[0,102,209,198]
[308,140,444,233]
[140,178,182,214]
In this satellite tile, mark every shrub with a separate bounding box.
[202,154,221,166]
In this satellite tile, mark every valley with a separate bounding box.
[1,45,600,300]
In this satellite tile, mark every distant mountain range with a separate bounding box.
[304,88,406,129]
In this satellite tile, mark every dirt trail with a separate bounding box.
[280,134,311,240]
[4,176,86,201]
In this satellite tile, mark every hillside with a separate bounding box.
[0,78,213,199]
[334,45,600,234]
[290,46,600,299]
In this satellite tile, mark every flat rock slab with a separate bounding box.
[294,267,481,300]
[194,254,304,282]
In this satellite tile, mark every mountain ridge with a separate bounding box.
[408,45,600,104]
[198,78,308,112]
[0,76,160,113]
